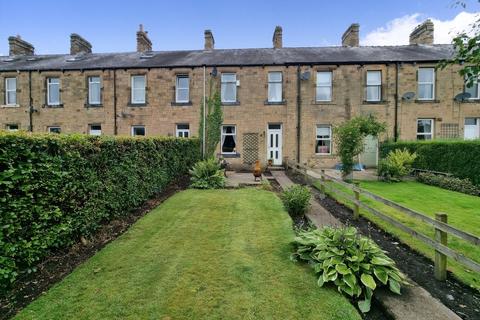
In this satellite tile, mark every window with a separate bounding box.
[268,72,282,102]
[47,78,60,106]
[416,119,434,140]
[418,68,435,100]
[465,78,480,99]
[316,71,332,102]
[176,124,190,138]
[48,126,61,134]
[221,73,237,103]
[6,124,19,131]
[5,77,17,105]
[131,125,145,136]
[131,75,146,104]
[464,118,480,140]
[316,125,332,154]
[366,71,381,102]
[88,76,101,105]
[221,125,236,154]
[175,75,189,103]
[89,124,102,136]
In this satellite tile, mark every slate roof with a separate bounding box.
[0,44,455,71]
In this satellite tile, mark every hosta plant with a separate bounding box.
[189,158,226,189]
[291,226,405,313]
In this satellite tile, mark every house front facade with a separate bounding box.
[1,21,479,169]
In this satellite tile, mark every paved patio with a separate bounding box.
[225,171,266,187]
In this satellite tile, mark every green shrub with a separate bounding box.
[417,172,480,196]
[189,158,226,189]
[380,140,480,186]
[258,179,273,191]
[281,185,311,217]
[0,132,200,290]
[292,227,404,313]
[378,148,417,181]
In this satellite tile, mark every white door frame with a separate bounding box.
[267,124,283,165]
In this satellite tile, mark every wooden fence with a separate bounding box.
[285,160,480,280]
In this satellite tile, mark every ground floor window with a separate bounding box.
[464,118,480,140]
[48,126,61,134]
[221,125,236,154]
[89,124,102,136]
[416,119,433,140]
[176,124,190,138]
[316,125,331,154]
[131,125,145,136]
[6,124,19,131]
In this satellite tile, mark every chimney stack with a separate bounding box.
[70,33,92,55]
[136,24,152,52]
[204,30,214,50]
[272,26,283,49]
[342,23,360,47]
[8,35,34,56]
[409,19,434,45]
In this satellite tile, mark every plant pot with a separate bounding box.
[268,159,273,166]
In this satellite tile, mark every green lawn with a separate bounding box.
[15,189,360,320]
[314,179,480,290]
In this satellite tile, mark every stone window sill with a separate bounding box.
[459,99,480,103]
[362,100,389,105]
[1,104,20,108]
[414,99,440,104]
[264,100,286,105]
[313,101,336,105]
[43,104,64,108]
[128,103,148,107]
[221,101,240,106]
[171,101,192,106]
[85,104,103,108]
[219,153,241,158]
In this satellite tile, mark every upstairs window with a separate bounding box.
[175,75,189,103]
[221,125,236,154]
[48,126,61,134]
[366,71,381,102]
[465,77,480,100]
[316,125,332,154]
[268,72,282,102]
[89,124,102,136]
[221,73,237,103]
[417,119,434,140]
[131,75,146,104]
[316,71,332,102]
[5,77,17,105]
[418,68,435,100]
[47,78,60,106]
[131,125,145,136]
[88,76,101,105]
[176,124,190,138]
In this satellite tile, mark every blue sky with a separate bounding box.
[0,0,478,55]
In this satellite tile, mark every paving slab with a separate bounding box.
[225,171,265,187]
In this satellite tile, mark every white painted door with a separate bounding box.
[267,124,282,165]
[464,118,480,140]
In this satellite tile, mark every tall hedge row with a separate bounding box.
[380,140,480,186]
[0,132,200,288]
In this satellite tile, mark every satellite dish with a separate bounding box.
[454,92,471,102]
[300,71,311,80]
[211,67,218,77]
[402,92,415,101]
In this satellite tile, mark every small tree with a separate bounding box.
[334,115,386,180]
[199,82,223,159]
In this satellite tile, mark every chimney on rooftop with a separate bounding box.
[204,30,214,50]
[70,33,92,55]
[136,24,152,52]
[273,26,283,49]
[342,23,359,47]
[409,19,434,45]
[8,35,34,56]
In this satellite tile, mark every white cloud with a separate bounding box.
[361,11,478,46]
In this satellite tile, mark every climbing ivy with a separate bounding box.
[199,80,223,158]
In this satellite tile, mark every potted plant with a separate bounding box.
[268,158,273,166]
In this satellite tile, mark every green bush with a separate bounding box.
[189,158,225,189]
[380,140,480,186]
[0,132,200,289]
[378,148,417,181]
[292,227,404,313]
[417,172,480,196]
[281,185,311,217]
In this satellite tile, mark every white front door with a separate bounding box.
[464,118,480,140]
[267,124,282,165]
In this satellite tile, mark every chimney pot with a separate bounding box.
[70,33,92,55]
[204,29,215,50]
[137,24,152,52]
[410,19,434,45]
[273,26,283,49]
[342,23,360,47]
[8,35,34,56]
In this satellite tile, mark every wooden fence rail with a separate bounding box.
[285,160,480,278]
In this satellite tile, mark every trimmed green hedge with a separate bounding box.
[0,132,200,289]
[380,140,480,186]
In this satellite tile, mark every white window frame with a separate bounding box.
[48,126,61,134]
[6,124,19,131]
[221,73,237,103]
[366,71,382,102]
[131,125,146,136]
[88,76,101,105]
[417,68,435,101]
[175,75,190,103]
[268,71,283,102]
[89,124,102,136]
[131,75,146,104]
[464,118,480,140]
[465,77,480,100]
[416,119,434,140]
[315,125,332,155]
[221,125,237,154]
[5,77,17,106]
[47,78,61,106]
[316,71,332,102]
[176,124,190,138]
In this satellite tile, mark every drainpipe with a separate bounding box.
[296,65,301,163]
[28,70,33,132]
[394,63,399,142]
[202,66,206,158]
[113,69,117,135]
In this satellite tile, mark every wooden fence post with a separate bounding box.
[353,187,360,220]
[320,169,326,194]
[434,212,448,281]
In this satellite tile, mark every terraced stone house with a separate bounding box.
[1,21,479,169]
